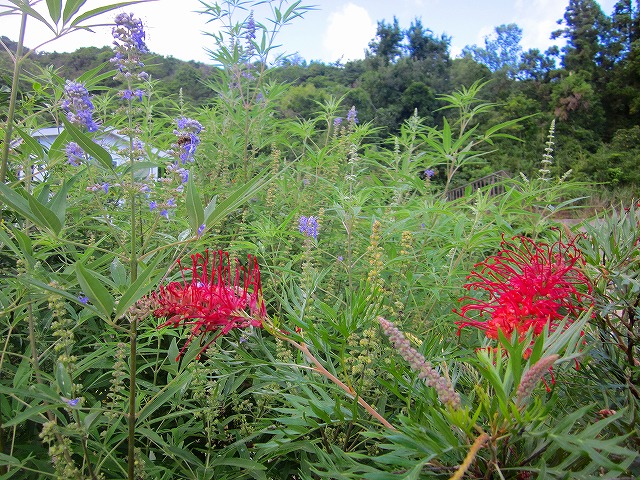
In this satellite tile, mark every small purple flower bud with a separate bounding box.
[197,224,206,236]
[298,215,319,240]
[347,106,358,124]
[65,142,84,166]
[78,295,89,304]
[102,183,109,193]
[160,209,169,219]
[149,201,157,211]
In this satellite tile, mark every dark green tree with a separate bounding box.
[461,24,523,76]
[518,48,557,81]
[367,17,403,66]
[405,18,450,62]
[552,0,611,75]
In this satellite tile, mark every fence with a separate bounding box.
[445,170,510,201]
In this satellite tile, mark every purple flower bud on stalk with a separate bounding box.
[347,106,358,124]
[197,224,206,236]
[62,80,99,132]
[65,142,84,166]
[174,117,203,164]
[78,295,89,304]
[149,201,157,211]
[378,317,461,409]
[334,117,343,127]
[160,209,169,219]
[298,215,319,240]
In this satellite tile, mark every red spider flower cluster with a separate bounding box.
[153,250,266,360]
[455,235,593,345]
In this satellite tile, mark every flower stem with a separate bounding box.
[449,432,489,480]
[281,334,396,430]
[0,11,27,183]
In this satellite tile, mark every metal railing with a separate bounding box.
[445,170,510,201]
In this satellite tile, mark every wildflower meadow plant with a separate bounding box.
[456,234,593,345]
[61,80,99,132]
[1,2,638,479]
[152,250,266,359]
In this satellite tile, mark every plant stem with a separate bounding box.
[281,335,396,431]
[1,11,27,183]
[126,97,139,480]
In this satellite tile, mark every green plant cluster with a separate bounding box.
[0,1,639,479]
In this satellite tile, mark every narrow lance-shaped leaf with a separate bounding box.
[46,0,62,24]
[15,127,45,159]
[205,168,272,228]
[114,255,164,319]
[75,262,115,320]
[62,0,86,24]
[62,118,113,171]
[27,195,62,234]
[70,0,156,27]
[185,175,204,234]
[55,361,73,398]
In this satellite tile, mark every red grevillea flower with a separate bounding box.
[455,235,593,344]
[153,250,266,360]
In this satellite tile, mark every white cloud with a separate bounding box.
[322,4,377,62]
[515,0,568,51]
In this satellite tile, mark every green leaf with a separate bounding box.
[137,371,193,423]
[76,262,115,320]
[3,404,54,428]
[0,452,22,468]
[27,195,62,234]
[62,0,85,23]
[11,2,56,34]
[15,127,44,159]
[0,183,41,228]
[62,118,113,171]
[211,458,267,470]
[114,255,163,319]
[46,0,62,24]
[110,257,128,289]
[185,175,204,234]
[55,361,73,398]
[205,168,271,228]
[47,174,79,225]
[70,1,155,27]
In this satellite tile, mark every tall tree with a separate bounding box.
[608,0,640,60]
[367,17,403,65]
[405,18,450,62]
[461,24,523,76]
[552,0,611,75]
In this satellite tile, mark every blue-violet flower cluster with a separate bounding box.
[299,216,319,240]
[65,142,85,166]
[111,12,149,77]
[62,80,99,132]
[173,117,203,164]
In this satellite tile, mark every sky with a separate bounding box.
[0,0,618,64]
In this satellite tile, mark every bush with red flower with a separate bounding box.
[455,234,593,349]
[152,249,266,360]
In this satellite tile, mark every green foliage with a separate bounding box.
[1,1,639,479]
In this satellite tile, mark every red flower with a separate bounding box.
[455,235,592,345]
[153,250,266,360]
